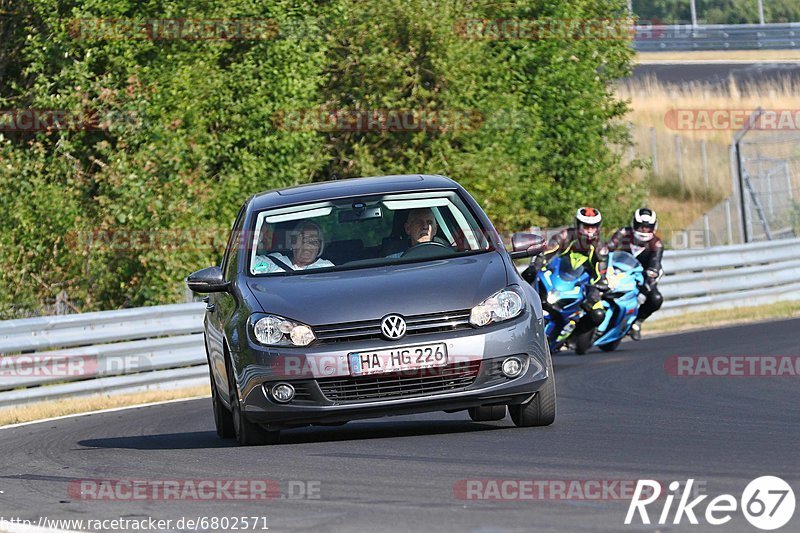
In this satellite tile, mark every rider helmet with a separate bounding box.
[575,207,602,241]
[632,208,658,243]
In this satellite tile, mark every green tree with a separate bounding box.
[0,0,638,314]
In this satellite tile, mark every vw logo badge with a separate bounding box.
[381,314,407,340]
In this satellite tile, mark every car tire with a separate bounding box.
[598,339,622,352]
[468,405,507,422]
[210,367,235,439]
[572,328,594,355]
[509,354,556,427]
[227,358,280,446]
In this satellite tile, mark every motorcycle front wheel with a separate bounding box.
[572,328,594,355]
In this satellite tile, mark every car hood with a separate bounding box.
[246,252,508,325]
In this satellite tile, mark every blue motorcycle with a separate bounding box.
[533,251,644,355]
[593,251,645,352]
[533,251,597,355]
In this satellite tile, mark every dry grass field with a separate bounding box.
[616,75,800,235]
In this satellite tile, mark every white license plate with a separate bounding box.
[348,343,448,376]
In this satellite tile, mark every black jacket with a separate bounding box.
[540,227,605,283]
[604,228,664,286]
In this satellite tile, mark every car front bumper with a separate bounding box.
[232,315,551,429]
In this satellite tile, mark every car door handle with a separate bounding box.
[206,303,216,312]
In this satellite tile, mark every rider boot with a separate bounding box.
[629,321,641,341]
[556,319,577,342]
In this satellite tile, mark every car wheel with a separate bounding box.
[210,367,235,439]
[598,339,622,352]
[509,354,556,427]
[468,405,507,422]
[227,358,280,446]
[572,328,594,355]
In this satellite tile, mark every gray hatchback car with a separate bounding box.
[188,175,554,445]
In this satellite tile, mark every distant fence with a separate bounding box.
[634,23,800,51]
[2,239,800,408]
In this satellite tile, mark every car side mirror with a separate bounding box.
[509,233,546,259]
[187,266,230,293]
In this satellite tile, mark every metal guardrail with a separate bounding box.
[634,23,800,51]
[0,303,208,408]
[2,239,800,408]
[656,237,800,317]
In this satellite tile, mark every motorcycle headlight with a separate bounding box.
[470,288,525,327]
[546,291,559,305]
[253,315,316,347]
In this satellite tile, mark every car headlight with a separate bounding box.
[470,288,525,327]
[252,315,316,347]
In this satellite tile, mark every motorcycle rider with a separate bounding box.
[523,207,608,342]
[603,207,663,340]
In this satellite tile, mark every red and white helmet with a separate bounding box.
[575,207,602,238]
[632,208,658,242]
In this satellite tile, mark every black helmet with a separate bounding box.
[632,208,658,242]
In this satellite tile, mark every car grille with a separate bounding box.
[315,310,473,344]
[317,361,482,402]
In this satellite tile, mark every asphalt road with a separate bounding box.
[1,319,799,532]
[630,62,800,89]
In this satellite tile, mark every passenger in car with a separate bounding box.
[253,220,334,273]
[386,208,439,258]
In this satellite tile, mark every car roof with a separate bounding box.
[248,174,460,211]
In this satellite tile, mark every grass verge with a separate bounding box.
[647,300,800,335]
[0,384,209,427]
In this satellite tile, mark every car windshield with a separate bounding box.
[248,191,493,275]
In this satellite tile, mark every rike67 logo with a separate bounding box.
[625,477,795,530]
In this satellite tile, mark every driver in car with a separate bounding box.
[387,208,439,258]
[253,220,334,273]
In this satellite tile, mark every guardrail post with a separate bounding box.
[766,168,774,217]
[725,198,734,245]
[675,135,684,193]
[650,127,659,175]
[703,214,711,247]
[701,139,709,188]
[627,123,635,163]
[55,290,69,316]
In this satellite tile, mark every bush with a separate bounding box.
[0,0,637,314]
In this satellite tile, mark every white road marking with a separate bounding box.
[0,395,210,430]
